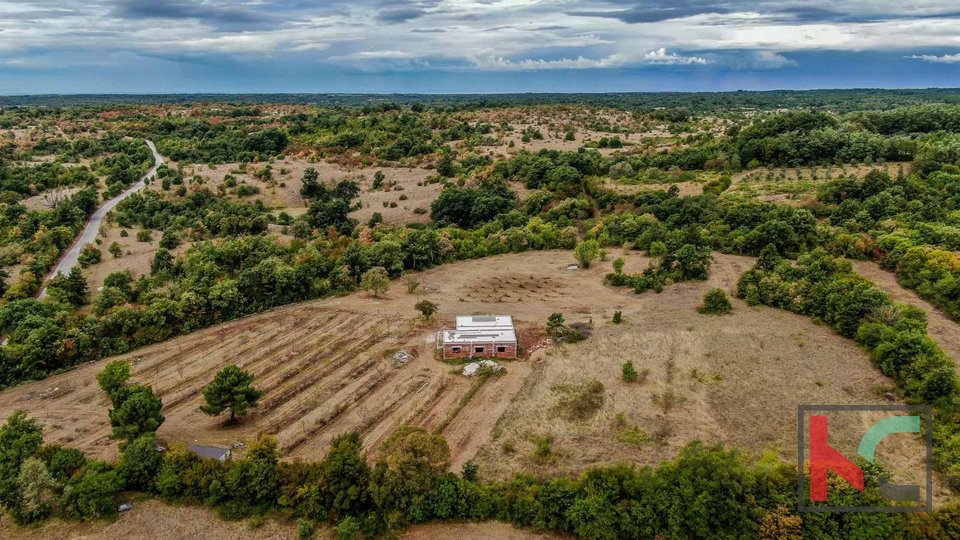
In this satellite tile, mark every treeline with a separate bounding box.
[5,88,960,112]
[6,407,958,539]
[0,188,99,298]
[812,169,960,322]
[113,190,270,238]
[150,117,288,164]
[0,162,97,201]
[737,248,960,491]
[0,212,577,388]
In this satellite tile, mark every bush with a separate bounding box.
[552,380,605,421]
[360,266,390,298]
[77,245,101,267]
[612,311,622,324]
[574,239,600,268]
[699,288,733,314]
[622,361,639,382]
[414,299,438,320]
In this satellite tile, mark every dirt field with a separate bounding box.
[0,250,938,500]
[852,260,960,364]
[171,157,440,225]
[0,497,562,540]
[0,499,294,540]
[466,254,944,501]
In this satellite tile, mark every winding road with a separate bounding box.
[38,140,164,298]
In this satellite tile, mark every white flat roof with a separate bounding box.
[455,315,513,329]
[442,315,517,345]
[442,328,517,345]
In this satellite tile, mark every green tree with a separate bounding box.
[436,152,457,178]
[108,241,123,258]
[159,230,180,249]
[300,167,323,200]
[315,431,370,522]
[574,240,600,268]
[61,461,123,519]
[547,313,566,338]
[47,267,88,307]
[200,365,262,423]
[360,266,390,298]
[622,361,639,383]
[414,299,438,320]
[15,457,55,523]
[96,360,131,405]
[151,248,174,275]
[108,385,164,443]
[77,245,101,267]
[226,435,280,507]
[699,288,733,314]
[118,434,162,490]
[0,411,44,507]
[94,286,129,316]
[370,426,450,521]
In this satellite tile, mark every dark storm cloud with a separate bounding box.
[110,0,280,30]
[376,7,428,23]
[567,1,960,25]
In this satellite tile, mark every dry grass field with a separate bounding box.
[471,254,930,482]
[0,498,563,540]
[0,250,944,500]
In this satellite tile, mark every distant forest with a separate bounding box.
[3,88,960,112]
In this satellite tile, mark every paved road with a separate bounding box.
[38,140,164,298]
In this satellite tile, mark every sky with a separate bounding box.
[2,1,960,94]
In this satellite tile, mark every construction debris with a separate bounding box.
[392,350,415,366]
[462,359,504,376]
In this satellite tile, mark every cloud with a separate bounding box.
[641,48,710,65]
[376,7,427,23]
[469,48,709,71]
[110,0,278,31]
[907,52,960,63]
[709,50,797,70]
[0,0,959,90]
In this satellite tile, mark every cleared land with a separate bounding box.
[0,250,938,499]
[852,260,960,364]
[0,498,561,540]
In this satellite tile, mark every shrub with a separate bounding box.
[299,519,315,540]
[200,365,262,423]
[136,229,152,242]
[612,311,622,324]
[414,299,438,320]
[78,245,101,267]
[574,239,600,268]
[552,380,605,421]
[622,361,638,382]
[699,288,733,314]
[360,266,390,298]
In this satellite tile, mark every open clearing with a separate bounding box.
[0,498,561,540]
[471,254,937,495]
[0,251,939,499]
[852,260,960,364]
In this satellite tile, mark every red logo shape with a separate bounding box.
[809,415,864,501]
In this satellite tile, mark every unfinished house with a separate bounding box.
[438,315,517,359]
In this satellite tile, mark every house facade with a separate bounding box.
[438,315,518,359]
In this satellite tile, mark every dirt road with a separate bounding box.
[852,260,960,364]
[38,139,163,297]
